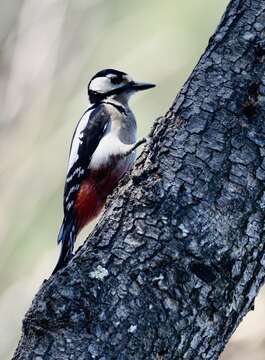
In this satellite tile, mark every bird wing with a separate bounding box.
[63,103,110,215]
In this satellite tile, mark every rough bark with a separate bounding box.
[13,0,265,359]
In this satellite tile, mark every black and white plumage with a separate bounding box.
[53,69,155,274]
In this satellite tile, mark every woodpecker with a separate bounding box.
[53,69,155,274]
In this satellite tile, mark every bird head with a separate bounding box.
[88,69,155,104]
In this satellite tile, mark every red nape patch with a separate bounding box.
[74,179,104,232]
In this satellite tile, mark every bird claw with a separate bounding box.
[143,136,151,145]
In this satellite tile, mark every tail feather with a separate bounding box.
[52,218,76,275]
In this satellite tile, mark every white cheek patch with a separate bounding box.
[89,77,111,93]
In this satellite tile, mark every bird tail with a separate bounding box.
[52,217,76,275]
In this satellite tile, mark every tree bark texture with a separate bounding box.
[13,0,265,359]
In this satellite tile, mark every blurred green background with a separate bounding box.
[1,1,265,359]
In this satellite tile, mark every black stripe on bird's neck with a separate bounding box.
[101,100,127,115]
[88,91,128,115]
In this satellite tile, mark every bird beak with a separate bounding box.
[130,81,156,91]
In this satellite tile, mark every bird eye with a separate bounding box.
[111,76,123,85]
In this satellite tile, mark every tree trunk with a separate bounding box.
[13,0,265,359]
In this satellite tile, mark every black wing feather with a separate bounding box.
[63,103,110,215]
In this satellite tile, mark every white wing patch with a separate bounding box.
[67,109,92,171]
[89,132,135,170]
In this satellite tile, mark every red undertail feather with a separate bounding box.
[74,167,124,233]
[74,178,104,232]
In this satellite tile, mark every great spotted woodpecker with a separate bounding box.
[53,69,155,274]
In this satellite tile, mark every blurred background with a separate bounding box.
[1,0,264,359]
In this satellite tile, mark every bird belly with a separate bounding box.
[74,156,133,232]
